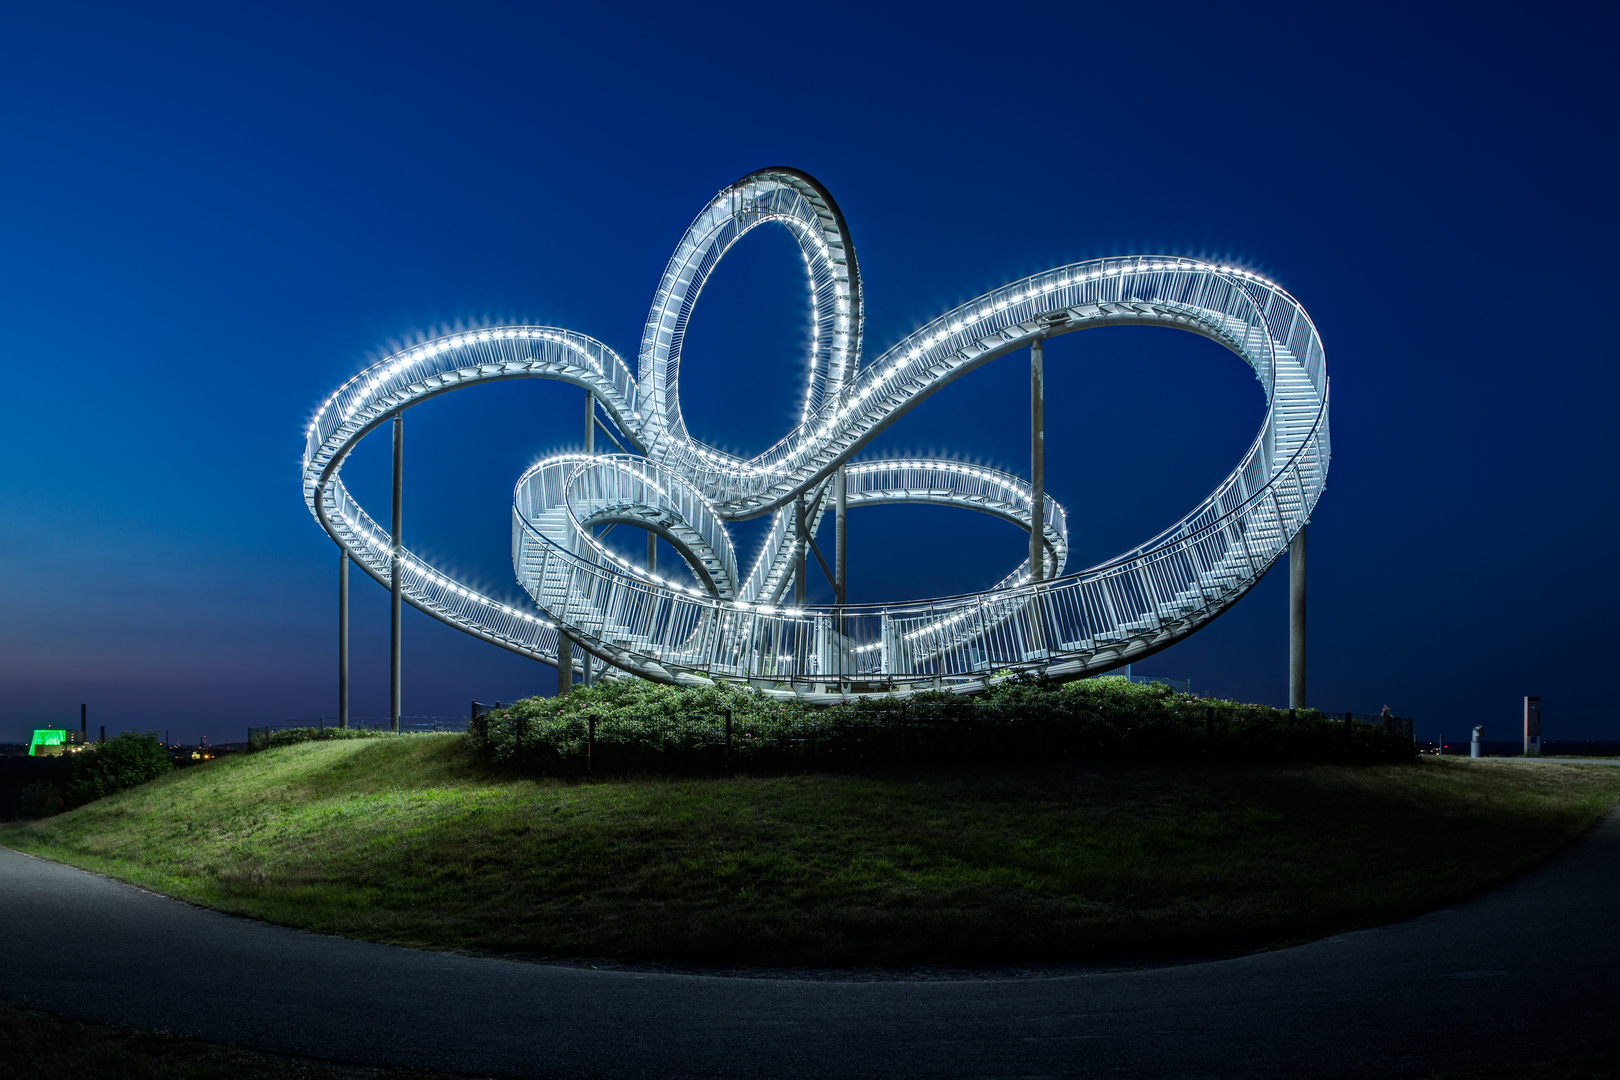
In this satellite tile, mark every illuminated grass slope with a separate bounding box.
[4,741,1617,967]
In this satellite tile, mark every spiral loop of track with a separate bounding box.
[303,168,1329,700]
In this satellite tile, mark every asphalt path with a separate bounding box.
[4,805,1620,1078]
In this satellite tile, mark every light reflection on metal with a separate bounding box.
[302,167,1329,701]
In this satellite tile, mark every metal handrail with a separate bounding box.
[303,168,1329,701]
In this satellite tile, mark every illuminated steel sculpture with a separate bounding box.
[303,168,1329,703]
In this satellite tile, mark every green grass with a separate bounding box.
[4,736,1619,967]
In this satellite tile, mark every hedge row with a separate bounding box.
[469,676,1414,775]
[247,726,392,752]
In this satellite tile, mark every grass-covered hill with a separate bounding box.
[4,730,1618,968]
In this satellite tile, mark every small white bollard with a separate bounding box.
[1471,725,1482,759]
[1524,696,1541,757]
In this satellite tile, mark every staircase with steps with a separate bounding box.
[303,168,1329,701]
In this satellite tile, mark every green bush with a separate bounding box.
[66,732,172,807]
[468,675,1414,775]
[472,679,810,772]
[15,781,64,819]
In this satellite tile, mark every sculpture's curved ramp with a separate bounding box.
[303,168,1328,699]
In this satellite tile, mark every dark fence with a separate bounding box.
[1341,711,1416,742]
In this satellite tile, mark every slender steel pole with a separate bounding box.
[1030,339,1045,581]
[647,531,657,574]
[584,388,595,455]
[557,634,572,696]
[390,410,402,732]
[582,388,594,689]
[834,465,848,682]
[338,549,349,729]
[834,466,847,606]
[1289,526,1306,709]
[794,495,807,606]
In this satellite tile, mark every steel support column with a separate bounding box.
[794,495,807,606]
[557,635,572,696]
[1030,339,1045,581]
[834,465,848,682]
[1289,526,1306,710]
[834,466,847,606]
[390,411,403,732]
[338,549,349,729]
[582,389,595,689]
[647,532,657,574]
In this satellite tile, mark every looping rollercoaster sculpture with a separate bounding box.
[303,167,1329,702]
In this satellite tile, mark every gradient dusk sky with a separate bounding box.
[1,2,1613,745]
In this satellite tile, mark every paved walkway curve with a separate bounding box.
[4,812,1620,1079]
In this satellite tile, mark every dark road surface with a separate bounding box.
[4,812,1619,1079]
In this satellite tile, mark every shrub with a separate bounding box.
[472,679,812,773]
[66,731,172,807]
[15,781,64,819]
[467,674,1414,776]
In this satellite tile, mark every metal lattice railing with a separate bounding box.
[302,167,1329,701]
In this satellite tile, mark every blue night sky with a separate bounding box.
[1,3,1613,746]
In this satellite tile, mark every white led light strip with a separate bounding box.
[302,168,1329,700]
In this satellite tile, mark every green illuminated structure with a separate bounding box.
[28,729,69,756]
